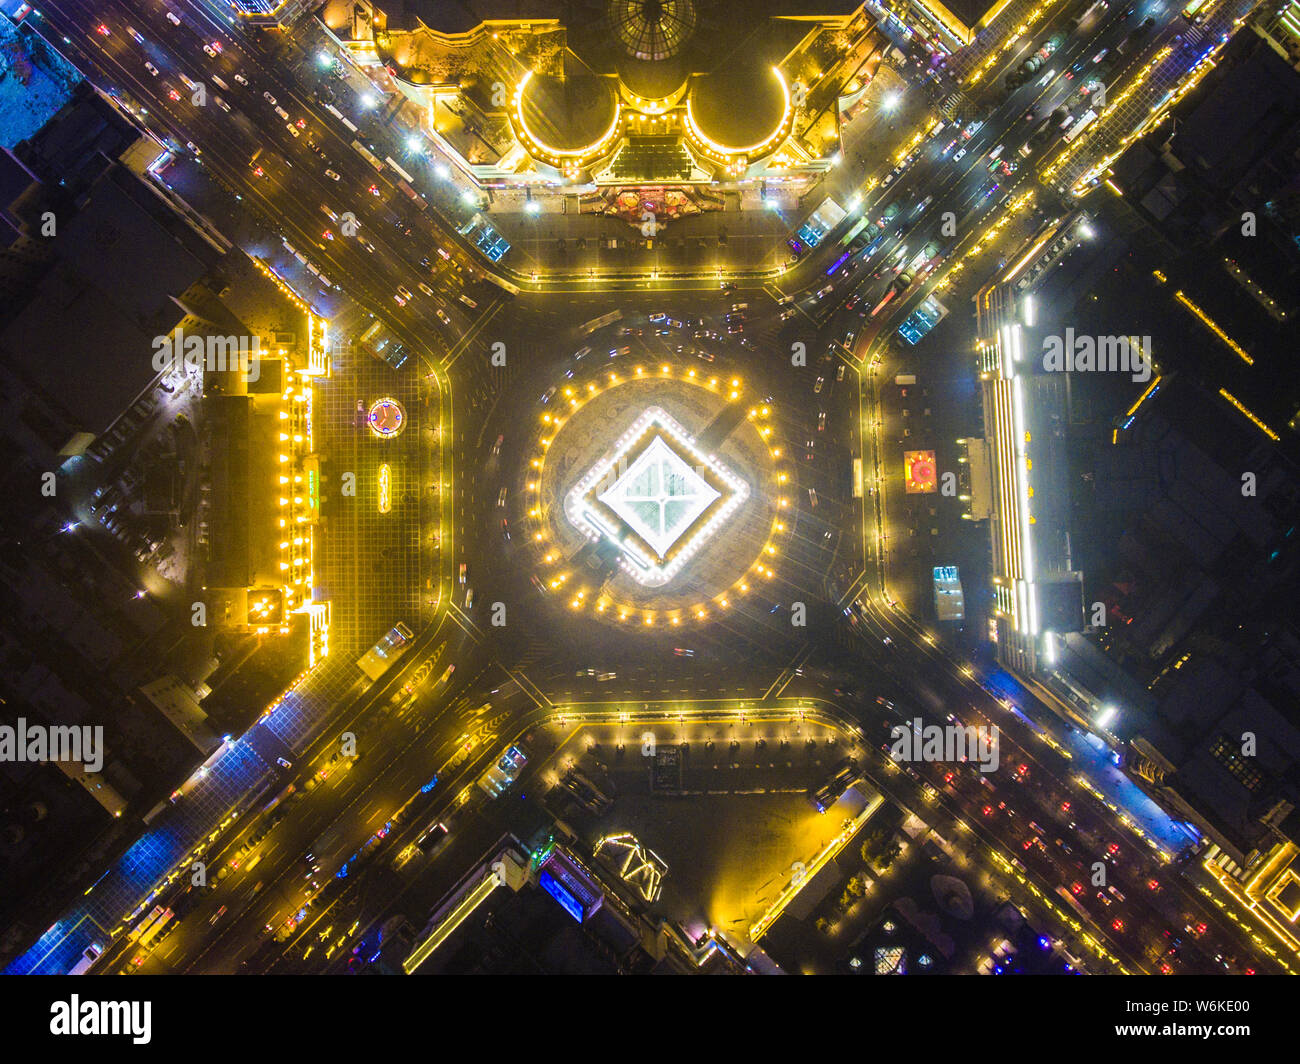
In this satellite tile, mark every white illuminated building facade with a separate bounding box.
[565,407,749,588]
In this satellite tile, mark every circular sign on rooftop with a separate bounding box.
[527,364,791,625]
[368,397,406,439]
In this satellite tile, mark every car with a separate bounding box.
[393,292,407,307]
[814,376,825,394]
[209,905,227,925]
[540,386,556,404]
[817,284,834,300]
[491,434,504,456]
[845,294,860,311]
[203,44,218,58]
[500,518,510,540]
[263,91,277,104]
[144,62,159,77]
[277,757,292,769]
[807,487,818,508]
[324,169,340,181]
[817,411,827,432]
[418,282,434,297]
[234,73,249,86]
[458,563,467,585]
[397,285,413,301]
[673,648,695,657]
[96,22,110,36]
[648,312,666,322]
[361,240,376,253]
[914,195,933,213]
[284,122,299,138]
[953,148,967,161]
[214,96,231,112]
[127,26,143,43]
[436,309,451,326]
[168,89,181,102]
[166,10,182,26]
[836,364,845,382]
[464,588,474,609]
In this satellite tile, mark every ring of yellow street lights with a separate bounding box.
[526,363,792,627]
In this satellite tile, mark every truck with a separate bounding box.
[356,622,414,681]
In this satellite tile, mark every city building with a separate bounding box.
[321,0,888,206]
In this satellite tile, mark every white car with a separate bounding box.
[234,73,249,86]
[263,91,277,105]
[144,61,159,77]
[953,147,967,161]
[436,309,451,325]
[324,169,340,181]
[203,44,217,58]
[166,10,181,26]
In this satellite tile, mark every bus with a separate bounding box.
[352,140,384,171]
[579,310,622,336]
[810,757,860,812]
[852,457,864,498]
[356,622,414,681]
[1180,0,1207,19]
[67,943,102,975]
[1062,109,1098,144]
[129,905,175,946]
[398,180,427,210]
[385,156,415,183]
[1056,885,1091,921]
[840,216,870,247]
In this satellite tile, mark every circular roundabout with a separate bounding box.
[525,362,793,626]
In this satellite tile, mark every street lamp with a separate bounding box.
[883,91,901,110]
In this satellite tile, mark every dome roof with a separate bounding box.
[517,73,619,156]
[688,64,787,154]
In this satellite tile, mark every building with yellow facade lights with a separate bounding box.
[970,256,1087,722]
[322,0,888,196]
[877,0,1015,52]
[200,259,328,660]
